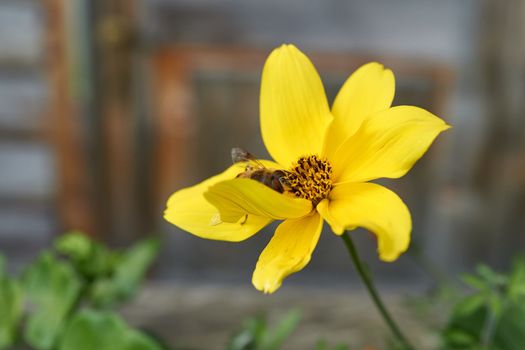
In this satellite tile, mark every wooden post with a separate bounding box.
[43,0,98,236]
[92,0,139,241]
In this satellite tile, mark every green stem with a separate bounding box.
[341,232,415,350]
[481,307,497,349]
[481,289,506,349]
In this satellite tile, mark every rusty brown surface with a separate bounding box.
[93,0,140,240]
[43,0,98,236]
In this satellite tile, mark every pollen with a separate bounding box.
[285,155,333,206]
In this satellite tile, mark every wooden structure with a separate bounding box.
[44,0,97,236]
[150,46,453,212]
[21,0,525,281]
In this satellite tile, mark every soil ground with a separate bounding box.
[122,284,442,350]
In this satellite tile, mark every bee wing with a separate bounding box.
[231,147,250,163]
[231,147,266,169]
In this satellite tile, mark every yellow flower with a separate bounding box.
[164,44,450,294]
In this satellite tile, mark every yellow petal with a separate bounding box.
[331,105,450,183]
[324,62,395,158]
[260,44,332,167]
[317,182,411,262]
[204,178,312,222]
[164,164,272,242]
[252,212,323,293]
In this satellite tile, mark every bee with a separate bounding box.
[231,147,290,193]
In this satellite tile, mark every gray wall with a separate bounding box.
[0,0,55,269]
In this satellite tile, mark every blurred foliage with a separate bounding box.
[55,231,160,308]
[22,252,82,350]
[0,255,22,349]
[89,238,160,308]
[54,231,116,278]
[2,230,525,350]
[227,310,301,350]
[442,258,525,350]
[0,231,161,350]
[315,339,349,350]
[59,310,161,350]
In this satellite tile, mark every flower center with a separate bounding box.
[284,155,333,206]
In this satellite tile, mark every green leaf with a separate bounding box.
[491,303,525,350]
[22,252,82,350]
[315,339,348,350]
[508,257,525,301]
[227,310,300,350]
[54,231,115,278]
[442,328,477,347]
[443,292,525,349]
[442,261,525,350]
[227,315,266,350]
[454,295,486,317]
[55,231,93,262]
[315,339,328,350]
[475,265,507,287]
[58,309,162,350]
[461,274,487,292]
[90,238,160,308]
[259,309,301,350]
[0,255,23,350]
[442,297,487,350]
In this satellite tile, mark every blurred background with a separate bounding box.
[1,0,524,347]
